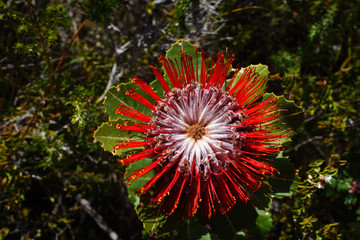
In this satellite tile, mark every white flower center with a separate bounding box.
[148,82,249,179]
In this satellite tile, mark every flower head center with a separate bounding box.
[187,123,206,140]
[148,83,250,178]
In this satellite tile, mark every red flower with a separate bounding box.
[114,48,285,219]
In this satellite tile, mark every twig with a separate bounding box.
[304,110,322,123]
[55,19,89,73]
[77,194,120,240]
[51,193,62,216]
[284,136,323,154]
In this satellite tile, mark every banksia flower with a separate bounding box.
[95,41,302,233]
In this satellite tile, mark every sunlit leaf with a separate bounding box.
[164,40,202,87]
[94,119,145,156]
[104,82,154,121]
[229,64,270,103]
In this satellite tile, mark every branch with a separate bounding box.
[284,135,324,155]
[77,195,120,240]
[96,22,131,104]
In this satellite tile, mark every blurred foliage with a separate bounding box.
[0,0,359,239]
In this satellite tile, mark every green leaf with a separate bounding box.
[252,182,272,210]
[229,64,270,104]
[236,231,247,240]
[175,218,208,240]
[199,233,212,240]
[149,40,202,96]
[94,119,145,156]
[260,93,303,143]
[136,192,178,238]
[309,159,324,168]
[164,40,202,87]
[276,95,304,131]
[269,152,298,198]
[126,158,155,206]
[135,194,209,239]
[150,78,165,100]
[254,210,273,237]
[104,82,154,121]
[250,64,270,79]
[204,204,258,239]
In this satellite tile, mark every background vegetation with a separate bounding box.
[1,0,359,239]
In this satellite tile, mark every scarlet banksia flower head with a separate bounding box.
[95,40,303,236]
